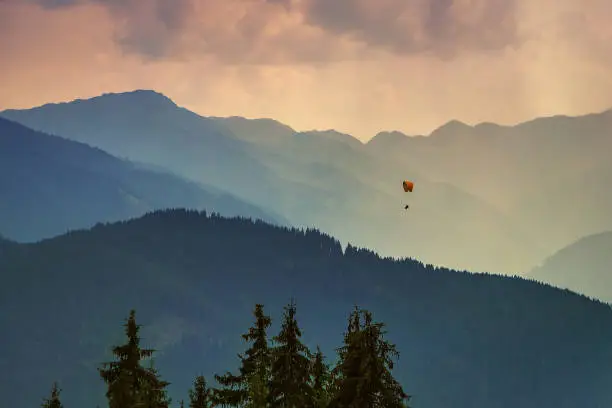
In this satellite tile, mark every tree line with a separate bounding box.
[40,300,410,408]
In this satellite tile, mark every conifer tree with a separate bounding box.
[213,304,272,407]
[41,382,63,408]
[269,299,313,408]
[189,375,212,408]
[245,370,269,408]
[362,311,409,408]
[329,307,410,408]
[329,306,366,407]
[98,310,170,408]
[140,360,171,408]
[310,346,332,408]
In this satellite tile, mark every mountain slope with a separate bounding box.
[1,210,611,408]
[529,231,612,302]
[211,116,296,145]
[1,91,541,274]
[0,117,285,241]
[0,90,289,211]
[366,109,612,257]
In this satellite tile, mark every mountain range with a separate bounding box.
[367,111,612,257]
[2,91,611,408]
[0,116,286,241]
[7,90,610,274]
[529,230,612,302]
[1,210,611,408]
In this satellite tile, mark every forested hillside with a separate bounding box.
[2,210,611,408]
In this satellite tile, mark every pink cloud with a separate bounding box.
[1,0,611,139]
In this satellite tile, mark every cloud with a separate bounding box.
[107,0,194,59]
[34,0,78,8]
[301,0,521,58]
[1,0,612,139]
[29,0,196,59]
[24,0,523,62]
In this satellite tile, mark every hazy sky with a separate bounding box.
[1,0,611,140]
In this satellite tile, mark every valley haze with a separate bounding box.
[2,90,611,278]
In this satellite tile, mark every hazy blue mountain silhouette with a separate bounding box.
[0,117,286,241]
[529,230,612,302]
[1,210,611,408]
[367,109,612,258]
[1,91,541,274]
[0,90,292,211]
[211,115,296,145]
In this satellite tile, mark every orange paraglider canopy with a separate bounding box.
[402,180,414,192]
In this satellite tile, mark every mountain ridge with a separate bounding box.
[8,89,610,142]
[529,230,612,303]
[3,90,609,274]
[0,116,287,241]
[2,209,612,408]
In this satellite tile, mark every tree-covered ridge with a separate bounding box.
[3,209,612,408]
[42,304,410,408]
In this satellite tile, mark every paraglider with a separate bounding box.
[402,180,414,192]
[402,180,414,210]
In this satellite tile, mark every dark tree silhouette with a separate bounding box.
[98,310,170,408]
[329,307,364,407]
[41,382,63,408]
[330,307,410,408]
[269,299,314,407]
[140,361,172,408]
[213,304,272,407]
[244,370,269,408]
[310,346,332,408]
[189,375,212,408]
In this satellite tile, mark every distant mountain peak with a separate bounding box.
[225,116,290,126]
[87,89,177,107]
[295,129,364,148]
[474,121,502,129]
[366,130,411,147]
[299,129,359,141]
[374,130,410,138]
[430,119,472,137]
[528,230,612,302]
[0,90,178,115]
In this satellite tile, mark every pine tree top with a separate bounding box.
[213,303,273,407]
[189,375,212,408]
[269,300,314,406]
[41,382,63,408]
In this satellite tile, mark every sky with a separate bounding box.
[1,0,611,140]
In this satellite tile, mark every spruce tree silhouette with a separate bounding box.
[98,310,170,408]
[41,382,63,408]
[329,307,410,408]
[188,375,212,408]
[310,346,333,407]
[269,299,314,407]
[213,304,272,407]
